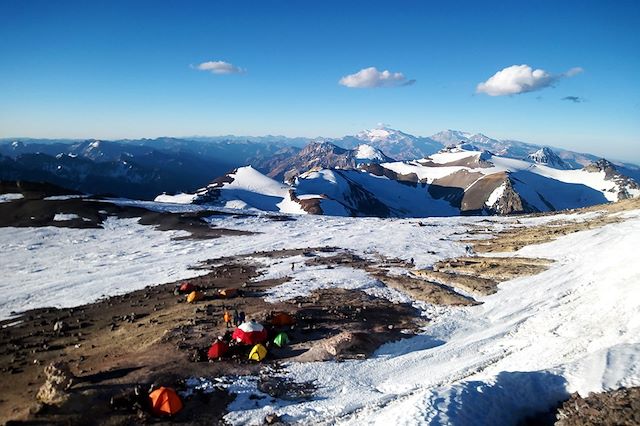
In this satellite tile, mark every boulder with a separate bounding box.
[36,362,76,406]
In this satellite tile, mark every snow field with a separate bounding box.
[2,200,638,425]
[0,210,480,319]
[222,210,640,425]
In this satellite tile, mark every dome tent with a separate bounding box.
[232,320,268,345]
[148,387,183,417]
[207,340,229,360]
[186,291,204,303]
[273,331,289,348]
[270,312,296,326]
[178,282,195,293]
[248,343,268,361]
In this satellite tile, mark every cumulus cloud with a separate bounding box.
[561,96,585,103]
[476,64,582,96]
[194,60,245,75]
[339,67,415,88]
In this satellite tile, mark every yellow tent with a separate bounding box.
[248,343,268,361]
[186,290,204,303]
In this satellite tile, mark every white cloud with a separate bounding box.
[476,64,582,96]
[195,60,245,75]
[565,67,584,77]
[339,67,415,88]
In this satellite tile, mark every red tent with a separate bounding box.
[232,321,268,345]
[179,282,195,293]
[207,340,229,360]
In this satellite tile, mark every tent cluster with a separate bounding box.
[205,311,296,363]
[173,283,295,362]
[172,282,246,304]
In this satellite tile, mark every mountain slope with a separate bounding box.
[157,146,639,217]
[527,147,570,169]
[264,142,393,183]
[158,166,304,214]
[333,126,442,160]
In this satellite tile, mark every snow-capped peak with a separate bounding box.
[528,147,570,169]
[430,130,501,147]
[430,129,474,145]
[438,142,481,153]
[355,144,387,161]
[355,126,413,143]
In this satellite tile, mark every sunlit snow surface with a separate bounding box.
[0,208,483,319]
[0,193,24,203]
[1,202,639,425]
[225,211,640,425]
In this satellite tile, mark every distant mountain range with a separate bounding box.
[2,127,639,205]
[157,142,639,217]
[0,138,296,199]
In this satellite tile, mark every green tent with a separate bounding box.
[273,332,289,348]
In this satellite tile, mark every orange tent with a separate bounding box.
[148,387,183,416]
[270,312,296,326]
[186,291,204,303]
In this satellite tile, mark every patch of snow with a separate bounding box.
[53,213,81,221]
[43,195,85,201]
[356,144,385,161]
[429,150,483,164]
[276,190,307,215]
[154,193,197,204]
[485,182,506,207]
[0,213,479,319]
[382,161,466,183]
[0,193,24,203]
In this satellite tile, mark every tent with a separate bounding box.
[207,340,229,360]
[179,282,195,293]
[232,321,268,345]
[248,343,268,361]
[270,312,296,327]
[148,387,183,416]
[186,291,204,303]
[273,332,289,348]
[218,288,238,298]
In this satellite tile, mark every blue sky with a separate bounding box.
[1,0,639,162]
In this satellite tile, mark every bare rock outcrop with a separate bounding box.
[293,331,376,362]
[36,362,76,406]
[555,387,640,425]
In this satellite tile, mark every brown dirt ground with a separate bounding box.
[465,197,640,254]
[0,251,421,425]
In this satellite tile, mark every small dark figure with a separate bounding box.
[291,262,295,271]
[238,311,246,324]
[233,309,240,326]
[410,257,414,265]
[110,385,148,412]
